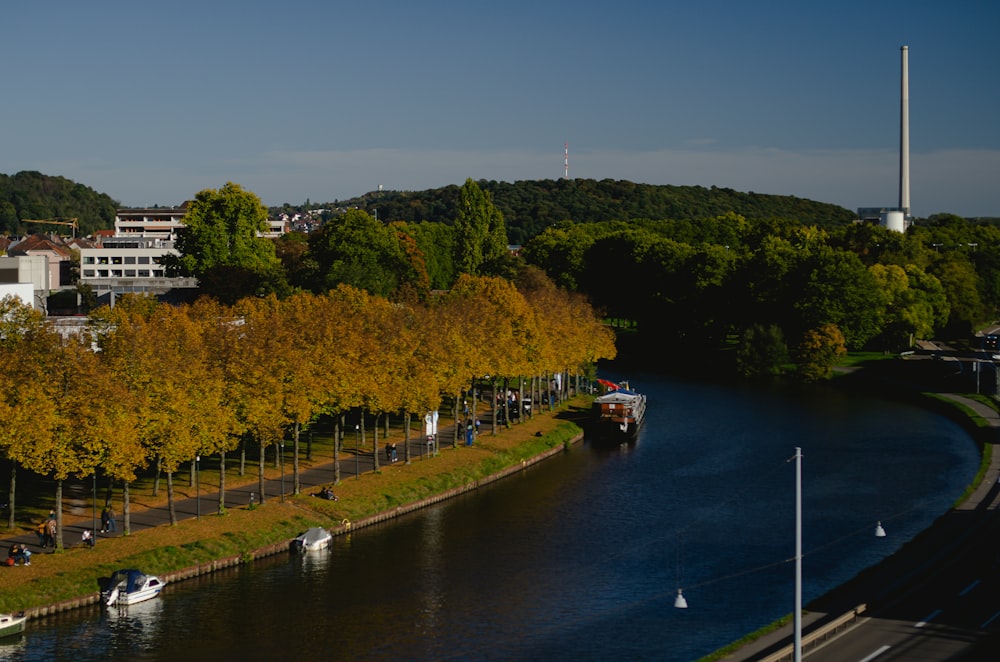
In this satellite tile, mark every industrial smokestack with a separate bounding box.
[899,45,910,215]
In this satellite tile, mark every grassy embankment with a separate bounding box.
[0,399,590,614]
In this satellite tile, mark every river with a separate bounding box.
[2,372,979,661]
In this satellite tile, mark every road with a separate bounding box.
[733,392,1000,661]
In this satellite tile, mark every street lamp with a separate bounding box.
[794,447,802,662]
[196,455,201,519]
[279,442,285,502]
[92,472,97,546]
[355,424,360,480]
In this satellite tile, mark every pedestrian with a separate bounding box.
[385,442,393,463]
[106,505,117,533]
[44,517,57,549]
[100,507,110,533]
[82,529,94,548]
[391,442,398,463]
[35,520,46,546]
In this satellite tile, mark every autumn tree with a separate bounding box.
[796,323,847,382]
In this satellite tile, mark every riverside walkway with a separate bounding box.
[1,418,469,560]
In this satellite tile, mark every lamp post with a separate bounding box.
[195,455,201,519]
[279,442,285,502]
[355,425,360,480]
[794,447,802,662]
[92,472,97,546]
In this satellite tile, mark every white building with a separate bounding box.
[78,208,197,296]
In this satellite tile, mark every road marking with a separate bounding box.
[914,609,941,628]
[857,645,891,662]
[959,579,981,596]
[981,610,1000,628]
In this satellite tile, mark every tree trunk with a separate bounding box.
[372,411,380,472]
[218,451,227,514]
[239,436,246,476]
[7,462,15,530]
[153,456,161,496]
[123,481,131,535]
[167,471,177,525]
[190,459,195,487]
[334,414,342,485]
[293,421,301,495]
[258,442,266,504]
[404,412,411,464]
[306,428,313,462]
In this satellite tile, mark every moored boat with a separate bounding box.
[592,380,646,439]
[291,527,333,553]
[99,569,164,608]
[0,612,26,638]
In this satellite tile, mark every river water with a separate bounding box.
[2,372,979,661]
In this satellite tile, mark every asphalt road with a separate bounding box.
[732,392,1000,661]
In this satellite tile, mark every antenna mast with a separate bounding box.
[564,142,569,179]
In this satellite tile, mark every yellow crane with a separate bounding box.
[22,217,78,238]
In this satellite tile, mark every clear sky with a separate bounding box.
[4,1,998,217]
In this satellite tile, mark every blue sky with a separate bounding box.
[4,1,998,217]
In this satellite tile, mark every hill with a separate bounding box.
[0,171,118,236]
[333,178,857,244]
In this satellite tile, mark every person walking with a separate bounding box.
[106,505,117,533]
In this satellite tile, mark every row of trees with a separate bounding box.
[167,179,516,305]
[0,271,616,548]
[523,213,999,379]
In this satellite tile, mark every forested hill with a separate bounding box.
[0,171,118,236]
[341,179,857,244]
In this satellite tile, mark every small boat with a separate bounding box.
[99,569,164,608]
[592,380,647,439]
[0,612,26,638]
[291,527,332,553]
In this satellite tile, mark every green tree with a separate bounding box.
[306,209,410,298]
[453,179,508,276]
[735,324,790,379]
[165,182,285,303]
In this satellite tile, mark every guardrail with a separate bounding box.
[759,604,867,662]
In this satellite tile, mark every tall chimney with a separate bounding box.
[899,45,910,215]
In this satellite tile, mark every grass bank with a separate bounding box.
[0,400,590,614]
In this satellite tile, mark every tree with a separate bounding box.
[306,209,411,298]
[453,179,508,276]
[165,182,285,303]
[735,324,790,379]
[796,323,847,382]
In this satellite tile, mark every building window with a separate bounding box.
[138,256,150,264]
[111,270,123,277]
[125,269,136,277]
[83,256,95,264]
[138,270,150,277]
[124,256,136,265]
[111,256,123,265]
[98,270,109,277]
[83,269,95,277]
[98,257,109,265]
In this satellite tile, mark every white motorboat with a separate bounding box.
[100,569,164,608]
[291,527,332,553]
[0,612,26,638]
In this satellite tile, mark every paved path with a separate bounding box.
[2,414,478,558]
